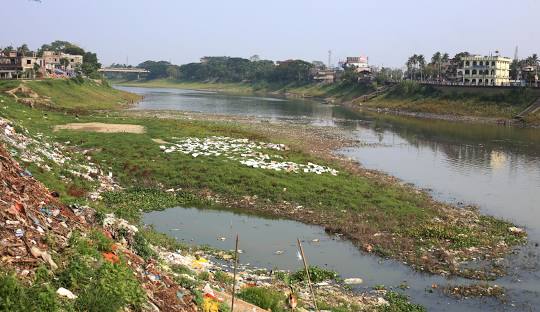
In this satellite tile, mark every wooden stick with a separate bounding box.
[231,234,239,311]
[297,238,319,312]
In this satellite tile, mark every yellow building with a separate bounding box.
[457,55,511,86]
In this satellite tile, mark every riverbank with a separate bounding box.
[0,79,529,310]
[115,79,540,127]
[0,79,422,311]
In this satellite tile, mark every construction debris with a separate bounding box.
[161,136,338,175]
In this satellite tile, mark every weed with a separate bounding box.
[379,292,426,312]
[213,271,234,284]
[132,232,155,260]
[237,287,287,312]
[291,266,338,283]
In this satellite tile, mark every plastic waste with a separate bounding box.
[56,287,77,299]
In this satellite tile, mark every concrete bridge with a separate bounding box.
[98,67,149,79]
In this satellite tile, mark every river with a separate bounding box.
[117,85,540,311]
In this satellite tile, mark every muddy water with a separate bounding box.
[119,86,540,310]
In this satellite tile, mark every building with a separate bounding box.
[313,69,336,84]
[0,50,83,80]
[344,56,371,74]
[0,51,23,79]
[457,55,511,86]
[42,51,83,72]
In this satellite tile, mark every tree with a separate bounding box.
[138,60,172,79]
[2,46,14,55]
[431,52,443,80]
[249,55,260,62]
[17,44,31,56]
[417,55,426,81]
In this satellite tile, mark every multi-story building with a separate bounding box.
[42,51,83,72]
[457,55,511,86]
[344,56,371,73]
[0,51,22,79]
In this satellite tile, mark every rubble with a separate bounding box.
[160,136,338,175]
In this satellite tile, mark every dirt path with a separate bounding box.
[54,122,145,133]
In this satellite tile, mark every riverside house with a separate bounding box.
[457,55,512,86]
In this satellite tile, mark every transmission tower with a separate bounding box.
[514,46,519,61]
[328,50,332,69]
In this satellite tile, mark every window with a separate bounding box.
[26,60,32,65]
[472,79,477,84]
[465,61,470,66]
[479,79,483,84]
[479,61,483,66]
[491,70,495,75]
[472,69,477,75]
[465,69,470,75]
[71,59,74,62]
[473,61,477,66]
[491,61,495,66]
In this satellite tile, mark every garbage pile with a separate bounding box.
[0,117,120,200]
[161,136,338,175]
[0,144,83,275]
[102,214,198,311]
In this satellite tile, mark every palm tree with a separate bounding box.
[431,52,442,80]
[417,55,426,81]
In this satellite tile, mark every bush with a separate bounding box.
[237,287,287,312]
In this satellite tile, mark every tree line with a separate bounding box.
[135,56,315,84]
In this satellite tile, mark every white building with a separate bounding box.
[457,55,511,86]
[344,56,371,73]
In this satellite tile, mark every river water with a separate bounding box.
[117,86,540,311]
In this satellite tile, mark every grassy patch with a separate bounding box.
[379,292,426,312]
[369,81,540,118]
[237,287,287,312]
[291,266,338,283]
[7,79,140,112]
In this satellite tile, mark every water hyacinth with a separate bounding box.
[160,136,338,175]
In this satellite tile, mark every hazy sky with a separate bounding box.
[3,0,539,68]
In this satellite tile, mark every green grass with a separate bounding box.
[237,287,287,312]
[0,230,146,312]
[368,81,540,119]
[379,292,426,312]
[11,79,139,111]
[0,81,525,279]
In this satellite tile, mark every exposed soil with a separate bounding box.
[54,122,146,134]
